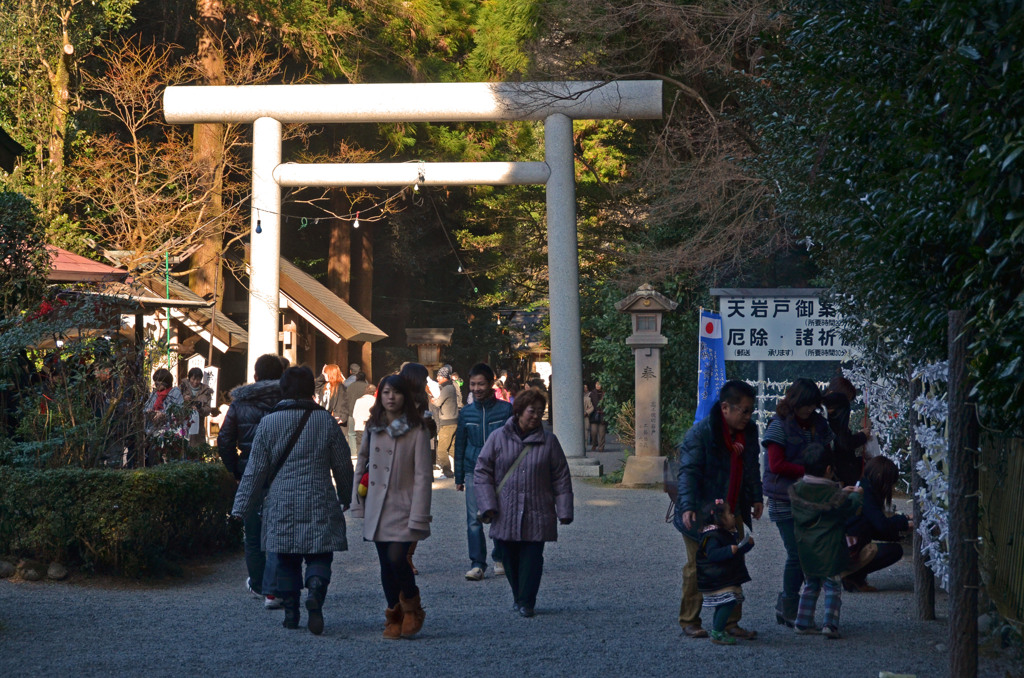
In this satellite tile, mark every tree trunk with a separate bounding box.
[48,29,74,175]
[189,0,227,310]
[351,217,374,379]
[326,191,353,369]
[948,309,979,678]
[910,375,935,620]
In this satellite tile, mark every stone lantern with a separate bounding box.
[614,284,678,486]
[405,328,454,371]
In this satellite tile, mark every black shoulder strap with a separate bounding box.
[264,409,314,489]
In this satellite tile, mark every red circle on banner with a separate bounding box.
[705,322,714,334]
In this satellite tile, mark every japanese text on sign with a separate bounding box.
[719,296,853,361]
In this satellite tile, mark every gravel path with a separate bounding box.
[0,473,999,678]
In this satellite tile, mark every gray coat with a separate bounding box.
[474,418,574,542]
[232,400,353,554]
[350,417,433,542]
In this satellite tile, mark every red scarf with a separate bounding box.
[154,388,169,411]
[721,412,746,511]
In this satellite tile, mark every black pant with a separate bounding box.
[497,540,545,610]
[848,542,904,583]
[374,541,417,608]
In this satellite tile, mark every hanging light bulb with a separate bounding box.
[457,265,463,273]
[353,211,360,229]
[497,316,501,326]
[255,219,262,234]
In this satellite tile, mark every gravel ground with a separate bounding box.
[0,472,1009,678]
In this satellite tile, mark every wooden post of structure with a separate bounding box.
[910,375,936,620]
[948,309,979,678]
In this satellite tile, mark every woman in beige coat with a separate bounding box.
[351,374,433,639]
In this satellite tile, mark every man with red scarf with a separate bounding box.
[674,380,763,641]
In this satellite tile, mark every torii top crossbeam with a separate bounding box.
[162,80,662,467]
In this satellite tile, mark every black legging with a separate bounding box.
[375,541,418,608]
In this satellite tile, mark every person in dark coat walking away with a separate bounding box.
[842,455,913,592]
[696,499,755,646]
[231,366,353,635]
[351,374,433,639]
[675,380,763,640]
[455,363,513,580]
[790,443,862,639]
[761,378,833,627]
[475,388,574,617]
[217,353,284,608]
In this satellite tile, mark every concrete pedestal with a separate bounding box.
[621,455,667,487]
[568,457,603,477]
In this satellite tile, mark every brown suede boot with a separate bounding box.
[382,606,404,640]
[399,592,425,638]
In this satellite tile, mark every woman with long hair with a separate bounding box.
[842,456,913,591]
[351,374,433,639]
[318,364,348,426]
[760,378,833,627]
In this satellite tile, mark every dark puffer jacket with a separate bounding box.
[217,380,282,479]
[696,528,753,592]
[674,402,763,539]
[761,413,832,503]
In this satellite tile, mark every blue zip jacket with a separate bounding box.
[453,396,513,485]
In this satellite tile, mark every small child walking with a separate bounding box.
[789,443,863,639]
[695,499,755,646]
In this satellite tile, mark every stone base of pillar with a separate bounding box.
[567,457,603,477]
[621,455,667,487]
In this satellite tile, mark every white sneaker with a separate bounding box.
[493,562,505,576]
[465,566,485,581]
[264,595,283,610]
[246,578,261,598]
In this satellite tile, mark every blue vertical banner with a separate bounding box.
[695,309,726,424]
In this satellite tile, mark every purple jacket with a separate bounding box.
[474,418,574,542]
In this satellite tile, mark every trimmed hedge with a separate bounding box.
[0,462,242,576]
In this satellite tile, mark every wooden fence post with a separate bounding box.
[910,375,936,620]
[948,310,979,678]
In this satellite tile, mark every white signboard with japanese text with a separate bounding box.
[717,293,853,361]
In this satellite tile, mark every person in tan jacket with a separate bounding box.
[351,374,433,639]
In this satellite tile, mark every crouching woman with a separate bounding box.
[232,366,353,635]
[474,388,574,617]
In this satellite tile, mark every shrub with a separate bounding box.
[0,462,241,576]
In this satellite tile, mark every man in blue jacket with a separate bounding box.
[454,363,513,580]
[674,380,763,640]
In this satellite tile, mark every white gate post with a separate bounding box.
[248,117,283,378]
[545,114,598,475]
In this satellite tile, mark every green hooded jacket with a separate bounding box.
[789,479,863,578]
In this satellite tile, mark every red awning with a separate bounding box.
[46,245,128,283]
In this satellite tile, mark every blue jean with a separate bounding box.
[243,485,266,594]
[463,471,503,569]
[265,552,333,597]
[775,517,805,599]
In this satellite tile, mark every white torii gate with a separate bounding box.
[163,80,663,470]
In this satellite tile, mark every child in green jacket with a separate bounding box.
[789,443,863,639]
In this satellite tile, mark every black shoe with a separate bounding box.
[305,576,327,635]
[518,606,535,618]
[282,596,301,630]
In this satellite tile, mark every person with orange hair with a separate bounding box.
[317,364,348,429]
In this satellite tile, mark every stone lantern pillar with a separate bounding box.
[615,284,678,486]
[405,328,454,371]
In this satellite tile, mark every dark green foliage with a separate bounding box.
[745,0,1024,432]
[583,276,706,454]
[0,191,51,319]
[0,462,241,576]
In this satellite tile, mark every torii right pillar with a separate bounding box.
[616,284,678,486]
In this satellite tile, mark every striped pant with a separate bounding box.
[796,575,842,629]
